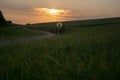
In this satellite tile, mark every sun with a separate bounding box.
[50,9,58,14]
[48,9,59,15]
[34,8,66,16]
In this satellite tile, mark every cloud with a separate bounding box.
[34,7,72,16]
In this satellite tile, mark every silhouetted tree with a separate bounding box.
[0,11,16,27]
[0,11,7,25]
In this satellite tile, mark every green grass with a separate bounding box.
[0,26,47,40]
[0,18,120,80]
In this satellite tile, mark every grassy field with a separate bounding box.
[0,17,120,80]
[27,17,120,33]
[0,26,47,40]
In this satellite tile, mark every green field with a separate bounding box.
[0,26,47,40]
[27,17,120,33]
[0,17,120,80]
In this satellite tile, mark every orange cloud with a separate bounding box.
[34,7,72,16]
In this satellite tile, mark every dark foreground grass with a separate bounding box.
[0,23,120,80]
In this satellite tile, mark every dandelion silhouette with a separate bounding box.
[56,23,63,42]
[56,23,63,28]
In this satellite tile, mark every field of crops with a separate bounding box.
[0,18,120,80]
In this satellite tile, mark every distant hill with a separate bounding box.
[27,17,120,33]
[32,17,120,27]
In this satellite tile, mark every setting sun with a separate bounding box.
[34,8,69,16]
[49,9,59,15]
[34,7,71,22]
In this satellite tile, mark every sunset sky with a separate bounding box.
[0,0,120,24]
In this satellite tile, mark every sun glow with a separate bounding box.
[34,8,66,15]
[34,7,73,22]
[49,9,59,15]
